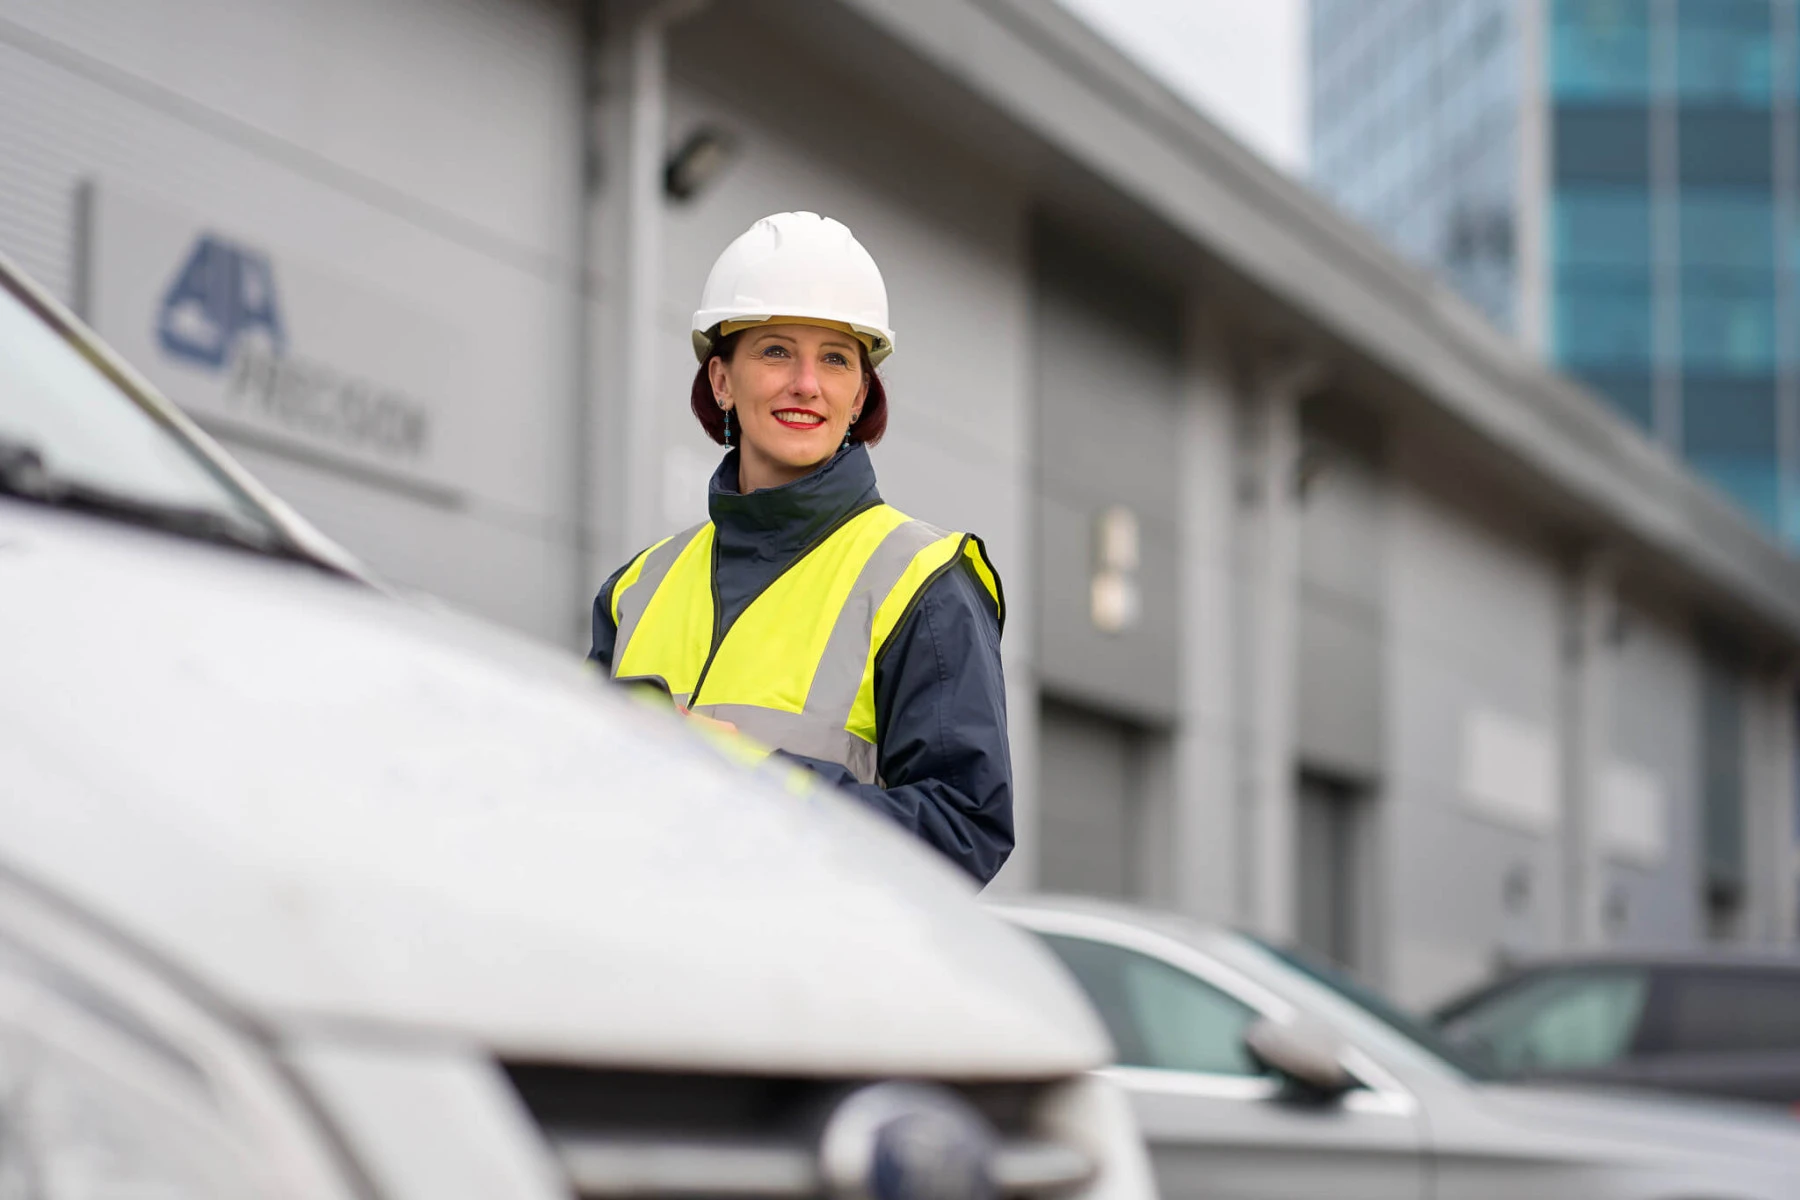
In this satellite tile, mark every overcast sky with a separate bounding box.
[1055,0,1308,174]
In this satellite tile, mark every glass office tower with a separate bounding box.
[1311,0,1798,542]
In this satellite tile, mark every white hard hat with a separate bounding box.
[691,211,895,365]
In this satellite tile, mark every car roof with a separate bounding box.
[1496,948,1800,975]
[987,892,1226,941]
[999,897,1800,998]
[985,893,1270,969]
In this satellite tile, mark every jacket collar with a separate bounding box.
[708,444,881,560]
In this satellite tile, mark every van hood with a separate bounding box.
[0,502,1106,1077]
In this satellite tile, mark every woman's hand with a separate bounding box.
[678,707,739,736]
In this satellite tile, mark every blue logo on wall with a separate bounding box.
[157,234,285,370]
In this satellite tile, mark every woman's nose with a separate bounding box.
[790,359,822,397]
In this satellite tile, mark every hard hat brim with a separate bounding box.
[691,309,894,366]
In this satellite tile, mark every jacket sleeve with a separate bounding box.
[587,563,631,670]
[781,560,1014,885]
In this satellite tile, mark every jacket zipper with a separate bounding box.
[687,499,882,707]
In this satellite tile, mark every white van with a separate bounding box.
[0,253,1152,1200]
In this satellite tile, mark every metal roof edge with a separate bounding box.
[839,0,1800,652]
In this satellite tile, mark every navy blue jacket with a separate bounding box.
[589,445,1013,885]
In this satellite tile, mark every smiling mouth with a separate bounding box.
[772,409,825,429]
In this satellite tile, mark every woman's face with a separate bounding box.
[709,323,868,488]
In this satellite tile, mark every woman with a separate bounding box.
[589,212,1012,884]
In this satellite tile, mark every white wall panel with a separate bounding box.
[232,446,573,640]
[1296,418,1385,778]
[1387,485,1563,714]
[0,0,579,261]
[0,0,584,643]
[1605,598,1703,945]
[1383,469,1566,1004]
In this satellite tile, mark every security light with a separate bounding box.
[664,126,736,202]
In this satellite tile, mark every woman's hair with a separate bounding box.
[689,328,888,447]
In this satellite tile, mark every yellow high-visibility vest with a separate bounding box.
[608,503,1004,785]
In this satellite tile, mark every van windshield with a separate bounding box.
[0,263,291,553]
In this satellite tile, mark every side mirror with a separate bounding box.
[1243,1016,1355,1103]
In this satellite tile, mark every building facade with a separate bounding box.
[1311,0,1523,334]
[1313,0,1800,547]
[3,0,1798,1006]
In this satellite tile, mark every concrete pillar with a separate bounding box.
[1170,309,1241,923]
[1744,667,1799,944]
[1559,553,1616,948]
[990,472,1040,896]
[1649,0,1682,447]
[1238,359,1312,940]
[594,0,705,575]
[985,668,1040,896]
[568,0,606,649]
[1515,0,1549,358]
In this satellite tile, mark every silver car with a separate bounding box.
[997,897,1800,1200]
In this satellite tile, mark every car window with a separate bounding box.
[1663,972,1800,1054]
[1248,937,1492,1079]
[1439,969,1649,1074]
[1039,933,1265,1076]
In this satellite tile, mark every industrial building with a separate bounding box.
[1312,0,1800,547]
[2,0,1796,1005]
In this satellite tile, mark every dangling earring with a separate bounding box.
[843,412,859,451]
[722,408,732,447]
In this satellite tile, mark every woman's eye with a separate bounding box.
[760,345,789,359]
[823,352,849,367]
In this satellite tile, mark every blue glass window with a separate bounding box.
[1554,107,1652,183]
[1684,376,1780,526]
[1554,268,1655,369]
[1552,0,1652,100]
[1679,111,1774,185]
[1676,0,1774,104]
[1681,190,1776,374]
[1554,187,1654,386]
[1681,190,1776,268]
[1682,281,1777,372]
[1555,187,1652,267]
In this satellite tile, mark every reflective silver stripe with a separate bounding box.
[694,704,880,786]
[693,518,947,786]
[611,522,708,675]
[803,518,949,732]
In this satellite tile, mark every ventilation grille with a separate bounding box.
[502,1064,1095,1200]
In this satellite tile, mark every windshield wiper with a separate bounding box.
[0,435,339,574]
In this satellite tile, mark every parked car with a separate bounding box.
[0,250,1155,1200]
[996,896,1800,1200]
[1430,951,1800,1110]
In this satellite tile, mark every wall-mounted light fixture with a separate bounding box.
[1293,437,1334,501]
[1090,504,1141,634]
[1604,883,1631,935]
[664,125,737,202]
[1501,862,1533,914]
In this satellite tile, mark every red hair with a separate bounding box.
[689,329,888,447]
